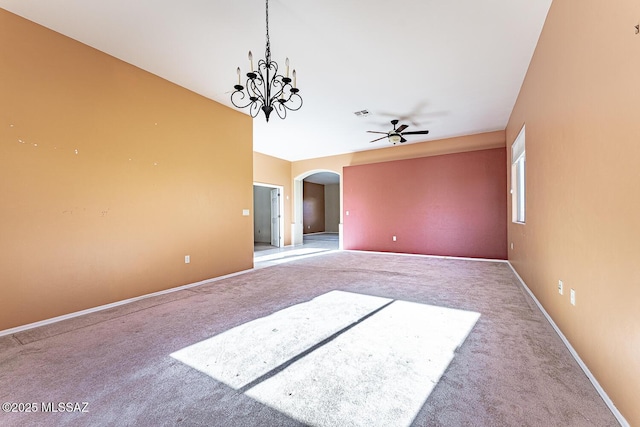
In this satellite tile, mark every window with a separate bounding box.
[511,126,526,223]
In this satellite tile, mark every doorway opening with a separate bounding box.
[293,170,341,249]
[253,183,284,252]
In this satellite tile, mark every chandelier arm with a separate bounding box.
[247,70,266,102]
[272,90,302,118]
[273,101,287,120]
[285,93,303,111]
[231,91,262,117]
[248,101,262,118]
[269,74,286,102]
[230,90,252,109]
[263,59,277,109]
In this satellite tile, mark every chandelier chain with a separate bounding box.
[265,0,271,64]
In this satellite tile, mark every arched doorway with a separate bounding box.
[292,170,342,248]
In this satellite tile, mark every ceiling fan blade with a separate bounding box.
[400,137,407,143]
[402,130,430,135]
[369,136,388,143]
[396,124,409,133]
[367,131,389,135]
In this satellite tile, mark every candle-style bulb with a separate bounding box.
[248,51,254,72]
[285,58,290,78]
[237,67,241,85]
[292,69,297,87]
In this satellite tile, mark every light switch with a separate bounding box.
[242,209,250,216]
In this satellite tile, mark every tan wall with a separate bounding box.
[292,130,505,174]
[0,10,253,331]
[506,1,640,424]
[324,184,340,233]
[253,152,292,246]
[292,131,504,176]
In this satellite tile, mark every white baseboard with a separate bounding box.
[0,251,500,337]
[3,245,339,337]
[345,249,509,264]
[0,255,629,427]
[0,268,253,338]
[507,262,628,427]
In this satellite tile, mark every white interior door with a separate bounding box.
[270,189,280,247]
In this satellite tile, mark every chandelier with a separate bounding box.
[231,0,302,122]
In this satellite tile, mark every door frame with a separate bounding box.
[253,182,284,248]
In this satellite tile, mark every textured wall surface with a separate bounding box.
[0,10,253,331]
[343,148,507,259]
[506,1,640,423]
[303,182,325,234]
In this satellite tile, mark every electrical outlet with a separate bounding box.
[510,242,514,250]
[185,255,190,264]
[392,235,397,242]
[570,289,576,306]
[558,280,563,295]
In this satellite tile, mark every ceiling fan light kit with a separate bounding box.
[230,0,302,122]
[388,134,402,144]
[367,119,430,145]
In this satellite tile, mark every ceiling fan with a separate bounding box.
[367,119,430,145]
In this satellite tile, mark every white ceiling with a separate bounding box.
[0,0,552,162]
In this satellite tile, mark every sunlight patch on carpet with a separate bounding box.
[253,247,332,263]
[170,291,391,389]
[171,291,480,427]
[247,300,480,427]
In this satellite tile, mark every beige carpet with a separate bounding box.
[172,291,480,427]
[0,251,620,426]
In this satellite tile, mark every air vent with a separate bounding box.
[353,109,370,117]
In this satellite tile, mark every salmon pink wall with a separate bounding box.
[291,131,505,230]
[343,148,507,259]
